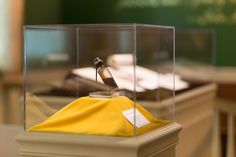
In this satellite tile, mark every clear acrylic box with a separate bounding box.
[24,24,175,137]
[176,29,215,65]
[174,29,215,83]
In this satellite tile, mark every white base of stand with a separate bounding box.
[16,123,181,157]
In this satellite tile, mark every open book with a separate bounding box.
[71,54,188,92]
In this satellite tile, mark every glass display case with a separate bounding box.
[24,24,175,137]
[176,29,215,65]
[174,29,215,84]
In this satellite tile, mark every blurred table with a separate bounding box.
[212,67,236,157]
[213,98,236,157]
[142,83,217,157]
[1,73,23,124]
[175,64,236,157]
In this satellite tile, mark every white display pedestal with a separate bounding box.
[16,123,181,157]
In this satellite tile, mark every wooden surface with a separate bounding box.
[0,125,23,157]
[213,98,236,157]
[1,73,23,124]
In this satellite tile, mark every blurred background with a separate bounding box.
[0,0,236,157]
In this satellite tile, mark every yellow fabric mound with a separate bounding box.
[29,96,169,136]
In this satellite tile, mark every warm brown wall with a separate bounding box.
[7,0,24,74]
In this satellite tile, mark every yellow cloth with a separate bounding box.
[29,96,169,136]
